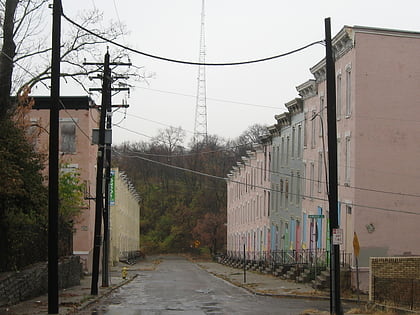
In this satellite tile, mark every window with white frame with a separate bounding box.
[280,179,284,208]
[345,65,352,117]
[319,97,324,137]
[296,171,301,204]
[311,111,316,148]
[345,136,351,183]
[337,138,341,184]
[310,162,315,198]
[290,171,294,204]
[297,125,302,158]
[318,151,323,193]
[281,139,285,166]
[286,136,290,165]
[302,163,306,199]
[336,72,342,120]
[291,127,295,158]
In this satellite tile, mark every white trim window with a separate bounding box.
[309,162,315,199]
[311,111,316,148]
[318,151,323,193]
[345,136,351,183]
[345,64,352,117]
[336,72,342,120]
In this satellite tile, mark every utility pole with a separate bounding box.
[325,17,342,315]
[90,51,110,296]
[85,53,130,294]
[102,106,112,287]
[48,0,61,313]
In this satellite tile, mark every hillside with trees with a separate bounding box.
[113,124,268,256]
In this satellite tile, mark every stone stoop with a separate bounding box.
[296,267,312,283]
[312,268,330,290]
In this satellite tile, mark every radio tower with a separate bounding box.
[193,0,208,144]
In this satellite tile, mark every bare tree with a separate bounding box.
[152,126,186,155]
[0,0,142,118]
[233,123,268,157]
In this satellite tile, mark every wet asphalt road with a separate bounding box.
[82,256,331,315]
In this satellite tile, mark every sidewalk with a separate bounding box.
[197,261,331,298]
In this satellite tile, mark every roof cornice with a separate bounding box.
[274,112,291,127]
[296,79,317,99]
[285,98,303,114]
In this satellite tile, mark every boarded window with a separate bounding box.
[61,123,76,153]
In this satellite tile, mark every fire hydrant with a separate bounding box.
[122,267,128,279]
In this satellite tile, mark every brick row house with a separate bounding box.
[226,143,271,261]
[226,25,420,291]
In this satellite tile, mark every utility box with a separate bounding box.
[92,129,112,145]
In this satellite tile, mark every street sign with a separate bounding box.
[353,232,360,257]
[333,228,343,245]
[308,214,325,219]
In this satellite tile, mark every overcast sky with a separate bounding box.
[59,0,420,145]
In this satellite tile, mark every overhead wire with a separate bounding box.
[135,86,281,109]
[0,50,94,143]
[114,144,420,199]
[114,150,420,216]
[9,5,419,201]
[61,9,324,67]
[113,101,420,199]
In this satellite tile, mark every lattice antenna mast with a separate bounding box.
[193,0,208,144]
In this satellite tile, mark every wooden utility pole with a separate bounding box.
[48,0,61,313]
[102,107,112,287]
[325,17,342,315]
[85,53,131,294]
[90,51,111,295]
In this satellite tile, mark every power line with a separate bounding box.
[116,144,420,199]
[114,151,420,216]
[114,109,420,199]
[61,9,324,67]
[135,86,281,109]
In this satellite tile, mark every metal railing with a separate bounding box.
[373,277,420,310]
[223,249,352,269]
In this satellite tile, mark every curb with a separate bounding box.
[66,274,138,314]
[199,265,367,305]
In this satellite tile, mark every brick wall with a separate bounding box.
[371,257,420,280]
[0,256,83,307]
[370,256,420,308]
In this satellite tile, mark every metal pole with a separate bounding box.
[48,0,61,313]
[243,243,246,283]
[91,51,110,295]
[325,17,342,315]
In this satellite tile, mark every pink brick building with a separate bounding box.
[302,25,420,290]
[30,96,99,271]
[226,26,420,291]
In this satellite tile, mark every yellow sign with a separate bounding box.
[353,232,360,257]
[194,240,200,248]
